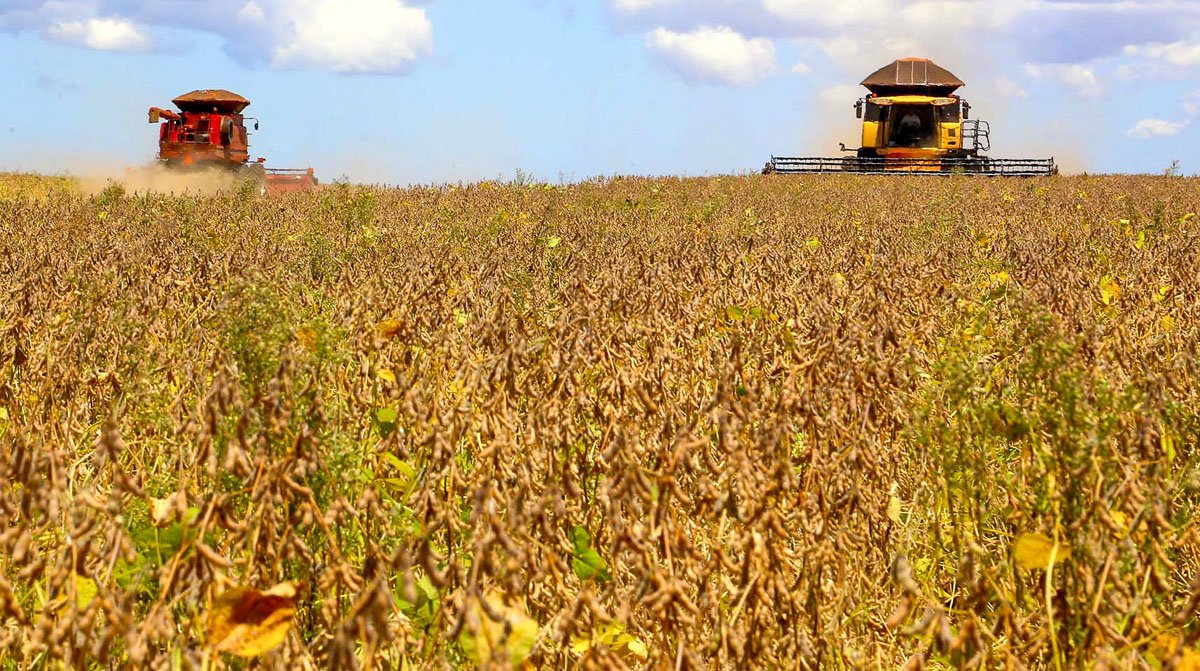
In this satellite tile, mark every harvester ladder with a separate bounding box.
[963,119,991,152]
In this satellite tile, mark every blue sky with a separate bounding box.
[1,0,1198,183]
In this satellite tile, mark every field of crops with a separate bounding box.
[0,172,1198,669]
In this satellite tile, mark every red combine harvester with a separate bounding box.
[148,89,317,194]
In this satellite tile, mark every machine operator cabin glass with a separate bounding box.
[888,106,936,148]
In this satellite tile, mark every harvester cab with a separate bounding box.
[764,58,1057,176]
[147,89,318,193]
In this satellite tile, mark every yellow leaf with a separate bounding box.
[375,319,403,340]
[1135,230,1147,250]
[1183,212,1196,223]
[887,496,903,523]
[74,575,98,610]
[1099,275,1121,306]
[1153,634,1200,671]
[1110,510,1128,533]
[295,327,317,351]
[989,271,1010,286]
[454,310,469,327]
[831,272,847,292]
[1163,433,1176,462]
[0,407,8,422]
[1013,532,1071,571]
[206,582,299,658]
[459,589,538,668]
[805,236,821,250]
[1160,315,1176,333]
[376,368,396,384]
[1155,285,1171,303]
[571,623,648,661]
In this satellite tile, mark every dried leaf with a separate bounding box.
[149,492,186,529]
[206,582,299,658]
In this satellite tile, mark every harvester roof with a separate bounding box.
[861,58,964,96]
[172,89,250,114]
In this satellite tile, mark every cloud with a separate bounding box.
[0,0,435,74]
[45,17,152,52]
[1024,63,1102,98]
[1127,118,1189,138]
[646,26,778,86]
[1124,41,1200,68]
[1185,90,1200,116]
[994,76,1029,100]
[609,0,1200,73]
[818,84,862,108]
[791,61,811,75]
[266,0,433,73]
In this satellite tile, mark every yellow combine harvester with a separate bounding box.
[765,58,1057,176]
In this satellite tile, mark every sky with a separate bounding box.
[0,0,1198,183]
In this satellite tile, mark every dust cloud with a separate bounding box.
[75,164,243,196]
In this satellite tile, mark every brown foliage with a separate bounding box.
[0,174,1198,668]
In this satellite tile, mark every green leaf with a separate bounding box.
[398,575,440,629]
[569,526,611,584]
[376,406,399,438]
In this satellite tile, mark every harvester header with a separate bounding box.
[764,57,1057,176]
[147,89,317,194]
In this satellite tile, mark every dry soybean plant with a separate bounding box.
[0,173,1197,669]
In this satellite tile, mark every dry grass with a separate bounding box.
[0,172,1198,669]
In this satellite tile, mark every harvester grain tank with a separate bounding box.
[148,89,318,193]
[764,58,1057,176]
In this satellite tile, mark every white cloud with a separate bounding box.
[1,0,435,74]
[609,0,1200,74]
[646,26,778,86]
[1186,90,1200,116]
[236,1,265,23]
[612,0,673,11]
[45,17,152,52]
[791,61,811,75]
[762,0,895,29]
[1127,118,1189,139]
[818,84,863,108]
[1024,63,1102,98]
[994,76,1029,100]
[1124,41,1200,68]
[268,0,433,73]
